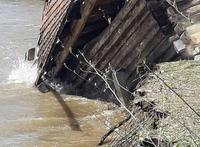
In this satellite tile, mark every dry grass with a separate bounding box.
[110,60,200,146]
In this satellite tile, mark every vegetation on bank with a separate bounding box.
[104,60,200,147]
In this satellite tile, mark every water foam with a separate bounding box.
[8,59,38,87]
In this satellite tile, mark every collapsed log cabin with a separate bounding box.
[34,0,200,104]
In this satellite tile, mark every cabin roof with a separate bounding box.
[37,0,72,69]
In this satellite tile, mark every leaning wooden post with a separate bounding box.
[112,69,130,108]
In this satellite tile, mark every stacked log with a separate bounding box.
[166,0,200,59]
[35,0,200,101]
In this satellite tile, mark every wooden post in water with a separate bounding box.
[112,69,130,108]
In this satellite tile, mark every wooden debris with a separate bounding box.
[194,54,200,61]
[173,39,186,54]
[190,32,200,44]
[174,22,185,36]
[112,69,130,107]
[180,32,191,44]
[27,48,35,61]
[37,82,50,93]
[98,115,131,146]
[169,34,180,43]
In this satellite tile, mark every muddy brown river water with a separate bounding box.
[0,0,123,146]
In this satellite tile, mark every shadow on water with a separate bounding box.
[51,89,81,131]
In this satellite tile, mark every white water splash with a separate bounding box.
[8,60,38,87]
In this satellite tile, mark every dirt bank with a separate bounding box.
[110,60,200,146]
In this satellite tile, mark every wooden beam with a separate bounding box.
[81,20,162,94]
[71,0,145,85]
[53,0,97,77]
[95,0,125,7]
[86,14,157,88]
[146,35,171,64]
[159,45,177,62]
[112,69,130,107]
[95,0,112,6]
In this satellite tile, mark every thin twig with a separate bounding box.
[79,51,157,147]
[98,115,131,146]
[166,0,191,22]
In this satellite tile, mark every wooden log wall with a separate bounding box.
[36,0,200,101]
[67,0,200,99]
[62,0,175,99]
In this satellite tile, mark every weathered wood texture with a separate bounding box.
[36,0,123,85]
[53,0,98,77]
[69,0,168,95]
[112,70,130,107]
[72,0,149,86]
[37,0,72,69]
[36,0,200,100]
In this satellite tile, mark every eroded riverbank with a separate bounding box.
[0,1,124,146]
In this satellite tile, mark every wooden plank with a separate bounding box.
[71,0,144,84]
[126,31,164,89]
[79,14,157,90]
[112,70,130,107]
[146,35,171,64]
[159,45,177,62]
[88,2,124,23]
[83,25,163,93]
[52,0,98,77]
[75,5,149,86]
[126,30,164,75]
[173,39,186,53]
[79,16,161,92]
[111,17,158,69]
[87,0,140,59]
[118,25,161,69]
[95,7,148,69]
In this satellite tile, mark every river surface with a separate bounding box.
[0,0,122,146]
